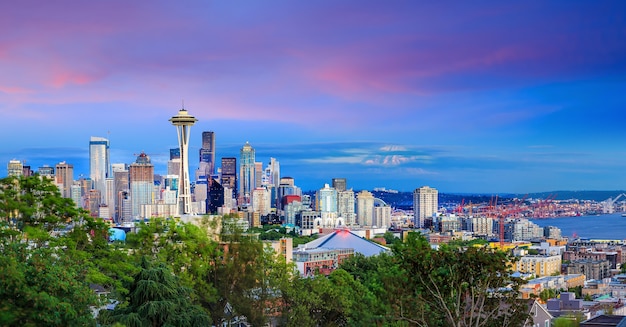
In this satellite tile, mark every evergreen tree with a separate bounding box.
[105,258,210,327]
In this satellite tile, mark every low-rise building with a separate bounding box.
[294,247,353,276]
[566,260,612,280]
[512,255,562,277]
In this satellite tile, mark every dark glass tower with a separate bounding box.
[199,131,216,176]
[207,178,224,214]
[221,157,237,198]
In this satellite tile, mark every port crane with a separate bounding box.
[602,193,626,214]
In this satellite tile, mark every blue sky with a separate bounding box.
[1,1,625,193]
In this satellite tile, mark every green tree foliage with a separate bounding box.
[0,242,97,326]
[0,176,136,325]
[339,233,529,327]
[124,218,219,309]
[206,225,286,326]
[539,288,559,302]
[339,252,414,323]
[281,269,378,326]
[394,233,528,327]
[104,258,210,327]
[0,176,82,234]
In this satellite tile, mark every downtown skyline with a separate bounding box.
[1,1,626,193]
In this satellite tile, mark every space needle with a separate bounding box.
[169,107,197,216]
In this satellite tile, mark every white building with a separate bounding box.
[357,190,374,227]
[413,186,438,228]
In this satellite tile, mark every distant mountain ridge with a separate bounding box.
[303,190,626,210]
[514,190,626,202]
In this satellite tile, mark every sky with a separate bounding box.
[1,1,625,193]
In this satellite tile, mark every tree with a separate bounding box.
[124,217,220,310]
[0,242,97,326]
[0,176,121,326]
[281,269,378,326]
[0,176,82,235]
[206,225,278,326]
[539,289,559,302]
[104,258,210,327]
[392,233,528,327]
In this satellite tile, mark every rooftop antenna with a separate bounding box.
[182,99,185,110]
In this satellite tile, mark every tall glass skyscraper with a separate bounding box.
[129,152,154,218]
[89,136,110,203]
[221,157,237,199]
[199,131,216,176]
[239,142,255,205]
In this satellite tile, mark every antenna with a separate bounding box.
[182,99,185,110]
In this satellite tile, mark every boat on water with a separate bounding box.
[622,213,626,217]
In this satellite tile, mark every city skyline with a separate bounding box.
[1,1,626,193]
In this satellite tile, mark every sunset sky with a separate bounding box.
[1,1,625,193]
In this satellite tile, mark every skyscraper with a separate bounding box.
[221,157,237,198]
[112,163,130,223]
[199,131,216,176]
[37,165,54,178]
[337,189,356,226]
[357,190,375,226]
[264,158,280,208]
[316,184,338,227]
[332,178,347,192]
[239,142,255,205]
[55,161,73,198]
[413,186,438,229]
[169,108,197,216]
[207,179,224,215]
[129,152,154,218]
[7,159,23,177]
[89,136,110,203]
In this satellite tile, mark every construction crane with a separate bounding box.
[602,193,626,214]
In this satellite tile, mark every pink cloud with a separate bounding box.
[0,85,33,95]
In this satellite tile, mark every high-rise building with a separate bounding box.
[337,190,356,226]
[104,178,115,219]
[277,177,302,210]
[413,186,438,229]
[207,179,224,214]
[374,205,392,228]
[316,184,338,213]
[87,189,101,217]
[263,158,280,208]
[70,183,82,208]
[129,152,154,218]
[357,190,375,226]
[37,165,54,178]
[7,160,23,177]
[89,136,110,203]
[252,187,271,215]
[254,162,263,191]
[170,148,180,160]
[221,157,236,190]
[239,142,255,205]
[112,164,130,223]
[55,161,74,198]
[332,178,347,192]
[169,108,197,216]
[199,131,216,176]
[316,184,338,227]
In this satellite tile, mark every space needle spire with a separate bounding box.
[169,106,198,216]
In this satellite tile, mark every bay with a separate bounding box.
[529,213,626,240]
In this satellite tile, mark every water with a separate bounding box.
[529,213,626,240]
